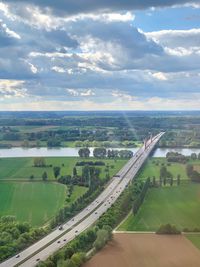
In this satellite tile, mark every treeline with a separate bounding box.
[50,172,109,229]
[133,178,150,215]
[166,152,188,164]
[97,180,148,229]
[0,216,47,262]
[58,165,104,188]
[78,147,133,159]
[74,140,137,148]
[37,226,112,267]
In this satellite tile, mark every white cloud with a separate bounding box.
[0,19,21,39]
[111,90,135,101]
[66,89,78,96]
[29,62,38,73]
[80,89,95,96]
[67,88,95,97]
[152,72,168,80]
[52,66,66,73]
[0,79,27,99]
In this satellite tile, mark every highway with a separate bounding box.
[0,132,164,267]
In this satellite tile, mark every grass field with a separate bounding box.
[0,157,127,180]
[0,182,87,226]
[137,158,189,180]
[118,184,200,231]
[186,234,200,250]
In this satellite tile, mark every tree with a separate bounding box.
[160,166,167,179]
[33,157,46,167]
[47,138,61,147]
[30,174,34,180]
[53,166,61,179]
[78,148,90,158]
[191,153,197,160]
[93,229,109,250]
[152,176,156,187]
[73,167,77,177]
[156,224,181,235]
[93,147,107,158]
[177,174,181,186]
[42,171,48,181]
[71,252,85,266]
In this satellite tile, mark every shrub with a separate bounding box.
[156,224,181,235]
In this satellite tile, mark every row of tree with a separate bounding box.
[133,178,150,215]
[78,147,133,158]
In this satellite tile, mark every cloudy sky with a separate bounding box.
[0,0,200,110]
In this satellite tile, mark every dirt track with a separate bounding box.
[84,233,200,267]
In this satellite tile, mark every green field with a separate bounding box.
[0,182,87,226]
[0,157,127,180]
[186,234,200,250]
[118,184,200,231]
[137,158,190,180]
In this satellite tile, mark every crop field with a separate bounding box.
[118,184,200,231]
[137,158,189,180]
[0,182,87,226]
[186,234,200,250]
[0,157,127,180]
[84,233,200,267]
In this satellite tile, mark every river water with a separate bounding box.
[0,147,200,158]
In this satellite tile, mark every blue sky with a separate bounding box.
[0,0,200,110]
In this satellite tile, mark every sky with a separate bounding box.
[0,0,200,111]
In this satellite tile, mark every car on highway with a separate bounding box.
[15,255,20,258]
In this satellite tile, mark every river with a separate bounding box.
[0,147,200,158]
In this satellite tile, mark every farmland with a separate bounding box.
[118,184,200,231]
[84,233,200,267]
[137,157,190,181]
[0,156,127,226]
[0,157,127,180]
[0,182,87,226]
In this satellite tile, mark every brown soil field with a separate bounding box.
[194,165,200,172]
[84,233,200,267]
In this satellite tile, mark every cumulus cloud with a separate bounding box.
[0,0,200,110]
[0,79,27,99]
[3,0,199,16]
[67,88,95,97]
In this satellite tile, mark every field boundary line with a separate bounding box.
[113,230,155,234]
